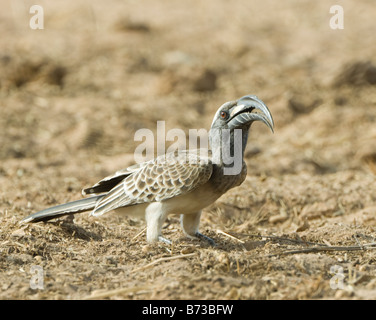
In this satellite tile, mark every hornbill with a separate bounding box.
[20,95,274,245]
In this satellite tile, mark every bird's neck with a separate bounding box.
[209,127,249,176]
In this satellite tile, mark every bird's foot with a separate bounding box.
[195,232,216,246]
[158,236,172,245]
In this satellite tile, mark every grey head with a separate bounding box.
[210,94,274,132]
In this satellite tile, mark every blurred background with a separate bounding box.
[1,0,376,178]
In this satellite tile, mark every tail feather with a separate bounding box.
[20,196,103,224]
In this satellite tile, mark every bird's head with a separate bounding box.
[209,95,274,169]
[210,95,274,132]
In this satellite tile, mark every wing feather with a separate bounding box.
[92,150,212,216]
[82,163,148,195]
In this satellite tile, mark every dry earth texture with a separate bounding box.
[1,0,376,300]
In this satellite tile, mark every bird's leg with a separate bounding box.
[181,211,216,246]
[145,203,171,243]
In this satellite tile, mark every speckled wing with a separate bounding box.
[92,150,213,216]
[82,164,145,196]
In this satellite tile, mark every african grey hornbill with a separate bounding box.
[20,95,274,245]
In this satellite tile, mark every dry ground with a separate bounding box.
[1,0,376,300]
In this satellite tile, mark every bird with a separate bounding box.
[20,94,274,245]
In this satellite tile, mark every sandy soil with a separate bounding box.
[1,0,376,300]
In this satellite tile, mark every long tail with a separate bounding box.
[20,195,104,224]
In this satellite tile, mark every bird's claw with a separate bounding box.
[158,236,172,245]
[195,232,216,246]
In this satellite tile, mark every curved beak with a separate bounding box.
[228,95,274,133]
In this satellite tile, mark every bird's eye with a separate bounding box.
[220,111,228,119]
